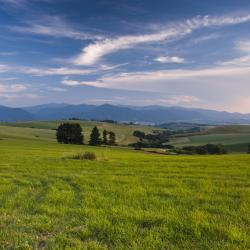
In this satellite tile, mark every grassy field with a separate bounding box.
[0,120,155,146]
[0,124,249,249]
[170,125,250,153]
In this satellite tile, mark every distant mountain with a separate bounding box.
[0,105,34,122]
[24,103,96,120]
[1,103,250,124]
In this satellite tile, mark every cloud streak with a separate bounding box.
[74,13,250,65]
[9,16,103,40]
[154,56,185,63]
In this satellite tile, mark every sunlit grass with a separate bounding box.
[0,125,249,249]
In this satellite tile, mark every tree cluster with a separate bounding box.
[130,130,170,149]
[56,123,84,145]
[89,127,116,146]
[56,123,116,146]
[180,144,227,155]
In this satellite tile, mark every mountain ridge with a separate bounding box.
[0,103,250,124]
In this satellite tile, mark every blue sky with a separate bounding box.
[1,0,250,112]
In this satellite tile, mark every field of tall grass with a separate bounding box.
[0,124,249,249]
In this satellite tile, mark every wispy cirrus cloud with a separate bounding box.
[220,40,250,66]
[0,0,27,8]
[154,56,185,64]
[0,64,10,73]
[0,63,95,76]
[62,64,250,112]
[74,13,250,66]
[9,16,103,40]
[0,83,28,94]
[20,66,95,76]
[192,32,222,44]
[0,62,128,77]
[64,65,250,91]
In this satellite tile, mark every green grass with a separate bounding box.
[170,125,250,153]
[0,124,249,249]
[0,120,155,145]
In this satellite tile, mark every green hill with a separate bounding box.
[0,120,155,145]
[170,125,250,153]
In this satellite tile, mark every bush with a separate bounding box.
[72,152,96,160]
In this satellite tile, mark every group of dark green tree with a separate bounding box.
[56,123,116,146]
[130,130,172,149]
[131,129,228,154]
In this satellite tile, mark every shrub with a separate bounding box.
[72,152,96,160]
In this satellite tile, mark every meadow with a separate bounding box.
[0,120,155,146]
[0,123,249,249]
[170,125,250,153]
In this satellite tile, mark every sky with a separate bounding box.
[1,0,250,112]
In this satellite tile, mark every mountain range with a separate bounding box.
[0,103,250,124]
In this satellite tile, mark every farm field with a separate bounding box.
[0,123,249,249]
[170,125,250,153]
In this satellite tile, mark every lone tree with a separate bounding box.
[102,130,108,145]
[133,130,145,141]
[89,126,102,146]
[108,131,116,145]
[56,123,83,145]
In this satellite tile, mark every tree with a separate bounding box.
[89,126,102,146]
[133,130,145,141]
[248,144,250,154]
[102,130,108,145]
[56,123,83,145]
[108,131,116,145]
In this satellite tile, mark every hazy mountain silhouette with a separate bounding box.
[1,103,250,124]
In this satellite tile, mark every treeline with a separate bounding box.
[130,130,171,149]
[130,129,228,155]
[173,144,227,155]
[56,123,116,146]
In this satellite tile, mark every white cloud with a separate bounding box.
[0,62,128,77]
[154,56,185,64]
[238,41,250,53]
[21,67,95,76]
[192,33,221,44]
[0,64,9,72]
[0,82,41,104]
[220,40,250,66]
[61,77,98,87]
[221,55,250,66]
[74,13,250,65]
[61,77,82,86]
[9,16,102,40]
[75,66,250,91]
[0,83,28,94]
[99,63,129,70]
[65,64,250,111]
